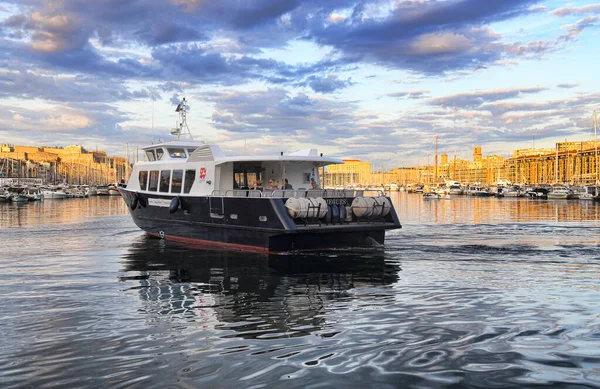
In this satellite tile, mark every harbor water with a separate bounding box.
[1,194,599,388]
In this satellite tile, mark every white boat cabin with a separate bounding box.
[127,142,343,198]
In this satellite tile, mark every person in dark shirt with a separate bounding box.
[283,178,293,190]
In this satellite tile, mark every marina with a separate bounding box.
[1,1,599,387]
[1,193,599,388]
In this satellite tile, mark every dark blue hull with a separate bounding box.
[120,189,401,253]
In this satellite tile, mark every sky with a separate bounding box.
[0,0,599,168]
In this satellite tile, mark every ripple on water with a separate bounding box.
[1,196,599,388]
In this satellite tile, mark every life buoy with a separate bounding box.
[169,197,179,214]
[130,193,138,210]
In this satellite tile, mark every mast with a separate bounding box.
[171,97,193,140]
[554,143,558,184]
[595,110,598,185]
[435,134,438,184]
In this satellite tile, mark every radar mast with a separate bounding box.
[170,97,193,140]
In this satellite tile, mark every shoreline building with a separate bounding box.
[0,143,130,185]
[505,141,600,185]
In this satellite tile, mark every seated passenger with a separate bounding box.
[283,178,293,190]
[254,180,263,192]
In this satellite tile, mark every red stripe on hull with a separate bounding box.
[147,232,270,254]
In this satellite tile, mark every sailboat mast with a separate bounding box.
[435,134,438,183]
[594,110,598,185]
[555,144,558,184]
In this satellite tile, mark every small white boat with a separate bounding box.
[41,189,67,199]
[423,192,441,199]
[547,187,576,199]
[107,185,121,196]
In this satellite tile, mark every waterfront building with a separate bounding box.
[506,141,600,185]
[325,159,373,187]
[0,143,130,185]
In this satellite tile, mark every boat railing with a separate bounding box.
[218,188,385,199]
[224,189,264,198]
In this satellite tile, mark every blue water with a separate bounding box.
[0,194,599,388]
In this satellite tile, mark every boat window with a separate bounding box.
[160,170,171,192]
[139,171,148,191]
[187,148,196,156]
[171,170,183,193]
[148,171,159,191]
[156,148,164,160]
[145,150,156,162]
[167,148,187,159]
[184,169,195,193]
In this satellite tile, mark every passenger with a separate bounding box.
[254,180,263,192]
[310,178,321,190]
[269,179,279,190]
[283,178,293,190]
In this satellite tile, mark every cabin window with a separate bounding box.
[168,148,186,159]
[171,170,183,193]
[156,148,164,160]
[184,169,196,193]
[139,171,148,190]
[148,170,159,191]
[160,170,171,192]
[145,150,156,162]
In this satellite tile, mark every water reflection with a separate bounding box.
[392,192,600,224]
[0,196,127,228]
[121,235,400,339]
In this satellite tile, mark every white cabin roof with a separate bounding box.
[142,141,343,166]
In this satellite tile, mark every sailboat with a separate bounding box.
[591,111,600,201]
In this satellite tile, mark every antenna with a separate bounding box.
[170,97,194,140]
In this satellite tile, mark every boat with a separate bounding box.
[547,186,576,199]
[96,185,109,196]
[446,181,463,195]
[87,185,98,196]
[107,184,120,196]
[41,188,67,199]
[467,185,491,196]
[119,98,402,253]
[503,185,523,197]
[0,189,10,202]
[25,187,42,201]
[423,192,441,200]
[525,187,549,199]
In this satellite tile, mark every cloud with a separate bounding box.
[428,87,547,109]
[557,83,579,89]
[387,90,430,100]
[551,4,600,17]
[301,74,353,93]
[559,16,599,41]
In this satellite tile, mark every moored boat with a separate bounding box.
[120,99,402,253]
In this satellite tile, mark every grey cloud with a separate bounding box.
[428,87,547,109]
[387,90,430,100]
[551,4,600,17]
[557,83,579,89]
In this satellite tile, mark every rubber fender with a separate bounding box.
[331,204,340,224]
[338,204,346,223]
[323,205,332,224]
[169,197,179,214]
[130,193,138,210]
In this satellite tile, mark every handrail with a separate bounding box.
[209,188,387,199]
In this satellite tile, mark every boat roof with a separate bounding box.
[142,141,343,165]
